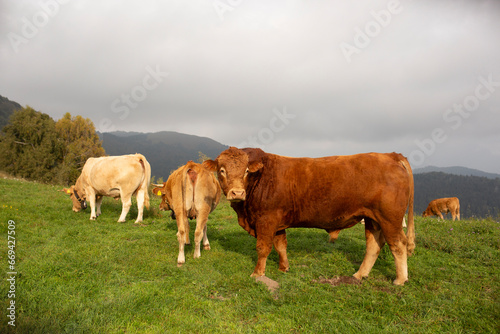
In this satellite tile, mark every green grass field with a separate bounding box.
[1,177,499,333]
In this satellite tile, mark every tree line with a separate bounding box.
[0,106,105,184]
[414,172,500,219]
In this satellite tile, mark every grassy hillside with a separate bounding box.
[0,177,499,333]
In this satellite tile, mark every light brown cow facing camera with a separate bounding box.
[153,161,221,265]
[422,197,460,221]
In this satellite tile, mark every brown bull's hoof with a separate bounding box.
[250,272,264,278]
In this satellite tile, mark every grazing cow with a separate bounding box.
[63,154,151,223]
[422,197,460,221]
[203,147,415,285]
[152,161,221,265]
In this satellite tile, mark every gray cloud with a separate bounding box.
[1,0,499,173]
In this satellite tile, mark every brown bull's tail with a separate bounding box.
[136,154,151,209]
[400,158,415,256]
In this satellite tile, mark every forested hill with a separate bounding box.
[414,172,500,219]
[99,131,228,180]
[0,95,21,129]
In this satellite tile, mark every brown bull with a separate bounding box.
[203,147,415,285]
[153,161,221,264]
[422,197,460,221]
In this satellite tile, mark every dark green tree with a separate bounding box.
[0,108,106,184]
[55,113,105,184]
[0,106,62,182]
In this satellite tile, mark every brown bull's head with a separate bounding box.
[202,147,263,202]
[61,186,87,212]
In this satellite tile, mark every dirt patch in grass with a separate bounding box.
[312,276,361,286]
[256,275,280,294]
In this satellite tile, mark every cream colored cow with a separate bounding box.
[63,154,151,223]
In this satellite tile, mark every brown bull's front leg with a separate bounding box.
[251,232,274,278]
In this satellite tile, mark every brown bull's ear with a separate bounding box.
[152,187,162,196]
[248,161,263,173]
[202,159,218,172]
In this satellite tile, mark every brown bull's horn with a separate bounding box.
[151,183,163,187]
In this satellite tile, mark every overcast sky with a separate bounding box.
[1,0,499,173]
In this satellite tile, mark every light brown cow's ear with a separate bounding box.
[202,159,218,172]
[152,187,162,196]
[61,188,72,195]
[248,161,263,173]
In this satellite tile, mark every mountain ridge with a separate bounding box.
[98,131,229,180]
[414,165,500,180]
[0,95,22,129]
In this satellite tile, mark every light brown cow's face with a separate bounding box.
[203,147,263,202]
[63,186,87,212]
[152,184,170,211]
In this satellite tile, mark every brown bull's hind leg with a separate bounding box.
[273,230,289,273]
[353,219,386,282]
[378,219,409,285]
[386,231,408,285]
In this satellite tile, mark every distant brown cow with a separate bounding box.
[153,161,221,265]
[203,147,415,285]
[422,197,460,221]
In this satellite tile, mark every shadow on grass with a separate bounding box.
[209,221,399,283]
[152,204,401,283]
